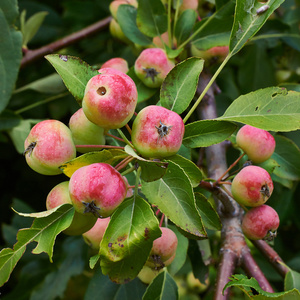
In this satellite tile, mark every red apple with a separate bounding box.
[24,120,76,175]
[69,163,127,218]
[46,181,97,235]
[101,57,129,74]
[231,165,274,207]
[131,105,185,158]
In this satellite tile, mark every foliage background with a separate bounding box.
[1,0,300,298]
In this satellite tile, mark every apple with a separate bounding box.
[186,271,210,293]
[109,0,138,20]
[82,217,110,250]
[236,125,276,164]
[24,120,76,175]
[46,181,97,235]
[146,227,178,270]
[82,70,138,129]
[109,18,131,44]
[134,48,175,88]
[131,105,185,158]
[242,204,280,240]
[69,108,105,153]
[69,163,127,218]
[101,57,129,74]
[231,165,274,207]
[137,265,163,284]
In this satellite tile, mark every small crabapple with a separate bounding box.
[109,18,131,44]
[101,57,129,74]
[24,120,76,175]
[236,125,276,164]
[137,265,164,284]
[69,108,105,153]
[69,163,127,218]
[46,181,97,235]
[134,48,175,88]
[82,70,138,129]
[152,32,177,49]
[145,227,178,270]
[186,272,210,294]
[109,0,138,20]
[231,165,274,207]
[82,217,110,250]
[178,0,199,14]
[191,45,229,64]
[131,105,185,158]
[242,204,280,240]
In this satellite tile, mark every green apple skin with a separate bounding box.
[46,181,97,235]
[24,120,76,175]
[69,108,105,153]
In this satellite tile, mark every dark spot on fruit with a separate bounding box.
[150,254,165,271]
[23,141,37,157]
[143,67,160,83]
[97,86,106,95]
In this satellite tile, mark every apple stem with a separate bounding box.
[125,124,132,135]
[121,166,136,176]
[159,214,165,227]
[213,153,246,186]
[115,156,135,172]
[75,144,124,150]
[105,132,125,143]
[133,166,142,199]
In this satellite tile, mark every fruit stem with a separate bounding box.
[75,145,124,150]
[159,214,165,227]
[117,128,134,147]
[121,166,136,176]
[183,53,231,124]
[105,132,126,143]
[125,124,132,135]
[213,153,246,186]
[115,156,135,172]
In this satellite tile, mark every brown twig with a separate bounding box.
[21,16,112,68]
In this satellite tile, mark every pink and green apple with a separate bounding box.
[101,57,129,74]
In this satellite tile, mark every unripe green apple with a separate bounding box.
[101,57,129,74]
[242,204,280,240]
[146,227,178,270]
[82,217,110,250]
[134,48,175,88]
[137,265,163,284]
[24,120,76,175]
[231,165,274,207]
[69,108,105,153]
[236,125,276,164]
[46,181,97,235]
[82,70,138,129]
[131,105,185,158]
[69,163,127,218]
[109,18,131,44]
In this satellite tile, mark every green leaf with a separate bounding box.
[21,11,48,47]
[117,5,152,46]
[136,0,168,38]
[160,57,204,114]
[14,73,66,94]
[127,68,158,103]
[138,160,168,182]
[89,254,100,269]
[0,110,21,131]
[142,161,207,239]
[100,196,161,284]
[223,274,300,299]
[59,149,128,177]
[272,135,300,181]
[45,54,99,105]
[285,269,300,291]
[0,0,23,113]
[218,87,300,131]
[143,269,178,300]
[230,0,285,55]
[175,9,197,45]
[167,155,202,187]
[0,204,75,287]
[191,1,234,50]
[30,237,85,300]
[195,193,222,231]
[183,120,237,148]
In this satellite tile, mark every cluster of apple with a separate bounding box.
[231,125,280,241]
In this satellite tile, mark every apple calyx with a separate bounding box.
[23,141,37,156]
[143,67,160,83]
[82,200,102,218]
[155,121,172,139]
